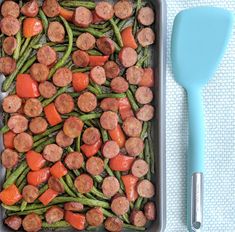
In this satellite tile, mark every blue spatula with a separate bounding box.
[171,7,234,231]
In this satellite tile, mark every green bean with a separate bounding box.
[144,139,151,180]
[134,197,143,209]
[20,200,27,212]
[87,226,103,231]
[122,213,130,224]
[13,29,22,60]
[133,0,142,35]
[19,55,37,73]
[16,167,30,187]
[60,178,77,197]
[114,171,125,191]
[79,113,101,121]
[126,90,139,111]
[39,9,48,31]
[140,122,148,140]
[2,204,20,212]
[109,18,123,47]
[147,123,155,174]
[76,134,81,152]
[18,179,27,192]
[6,169,12,179]
[100,126,109,142]
[34,137,56,153]
[65,174,78,196]
[136,54,149,67]
[117,18,133,31]
[91,82,102,94]
[39,185,48,195]
[73,169,80,176]
[123,224,145,231]
[93,175,103,184]
[72,67,91,73]
[20,37,31,56]
[102,208,115,217]
[87,85,100,95]
[33,136,49,148]
[91,187,109,200]
[130,84,137,93]
[90,21,110,29]
[42,221,71,228]
[32,42,56,50]
[97,93,126,99]
[87,49,103,56]
[9,206,51,216]
[61,1,96,9]
[0,125,9,133]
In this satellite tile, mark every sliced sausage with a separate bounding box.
[24,98,43,117]
[104,217,123,232]
[137,7,155,26]
[22,185,39,203]
[1,148,19,169]
[110,77,129,93]
[137,27,155,47]
[119,47,137,68]
[130,210,147,227]
[29,117,48,134]
[86,156,104,176]
[3,36,17,56]
[48,176,65,193]
[100,111,118,130]
[0,57,16,75]
[74,174,93,193]
[8,114,28,133]
[111,196,129,216]
[37,46,57,66]
[55,93,74,114]
[102,176,120,197]
[102,140,120,158]
[0,16,20,36]
[104,61,120,79]
[1,1,20,18]
[86,207,104,226]
[95,1,114,20]
[126,66,144,85]
[136,104,154,121]
[45,206,64,224]
[135,86,153,104]
[56,130,74,148]
[76,33,96,50]
[22,213,42,232]
[137,179,155,198]
[77,92,97,113]
[73,6,93,28]
[131,159,149,178]
[43,144,63,162]
[53,67,72,87]
[90,66,106,85]
[82,127,100,145]
[64,202,84,212]
[5,216,22,231]
[125,137,144,156]
[30,63,49,82]
[72,50,90,67]
[21,0,39,17]
[144,202,155,220]
[100,98,119,112]
[63,116,84,138]
[64,152,84,170]
[122,117,142,137]
[38,81,56,99]
[48,21,65,43]
[114,0,133,19]
[13,133,33,152]
[2,95,22,113]
[96,37,115,55]
[42,0,60,17]
[139,68,154,87]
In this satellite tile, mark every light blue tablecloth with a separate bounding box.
[166,0,235,231]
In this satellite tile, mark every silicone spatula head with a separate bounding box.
[172,7,234,89]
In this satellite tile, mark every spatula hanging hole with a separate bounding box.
[192,221,201,230]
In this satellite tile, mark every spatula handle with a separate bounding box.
[187,88,205,231]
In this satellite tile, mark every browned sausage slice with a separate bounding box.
[30,63,49,82]
[63,116,84,138]
[131,159,149,178]
[111,196,130,216]
[8,114,28,133]
[73,7,93,28]
[24,98,43,117]
[56,130,74,148]
[122,117,142,137]
[38,81,56,99]
[77,92,97,113]
[22,213,42,232]
[137,179,155,198]
[102,176,120,197]
[3,37,17,56]
[104,217,123,232]
[86,156,104,176]
[43,144,63,162]
[110,77,129,93]
[72,50,90,67]
[114,0,133,19]
[130,210,147,227]
[64,202,84,212]
[74,174,93,193]
[37,46,57,66]
[100,98,119,112]
[45,206,64,224]
[96,37,115,55]
[86,207,104,226]
[76,33,96,50]
[135,86,153,104]
[1,148,19,169]
[90,66,106,85]
[136,104,154,121]
[64,152,84,170]
[48,22,65,43]
[42,0,60,17]
[0,16,20,36]
[53,67,73,87]
[82,127,101,145]
[95,2,114,20]
[0,57,16,75]
[48,176,65,193]
[125,137,144,157]
[137,7,155,26]
[29,117,48,134]
[2,95,22,113]
[102,141,120,159]
[1,1,20,18]
[126,66,144,85]
[144,201,155,220]
[100,111,118,130]
[14,132,33,152]
[5,216,22,231]
[21,0,39,17]
[22,185,39,203]
[119,47,137,68]
[137,28,155,47]
[104,61,120,79]
[55,93,74,114]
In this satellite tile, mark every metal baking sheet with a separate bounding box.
[0,0,166,231]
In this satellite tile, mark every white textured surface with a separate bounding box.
[166,0,235,231]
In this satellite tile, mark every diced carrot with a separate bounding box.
[109,154,135,171]
[108,124,126,148]
[26,151,46,171]
[27,168,50,186]
[81,139,102,158]
[65,211,86,230]
[138,68,154,87]
[59,7,74,21]
[3,131,16,149]
[72,72,89,92]
[89,56,109,67]
[121,26,138,49]
[121,174,139,202]
[23,18,43,38]
[118,98,134,120]
[0,184,22,206]
[50,161,68,179]
[39,189,58,206]
[44,103,62,126]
